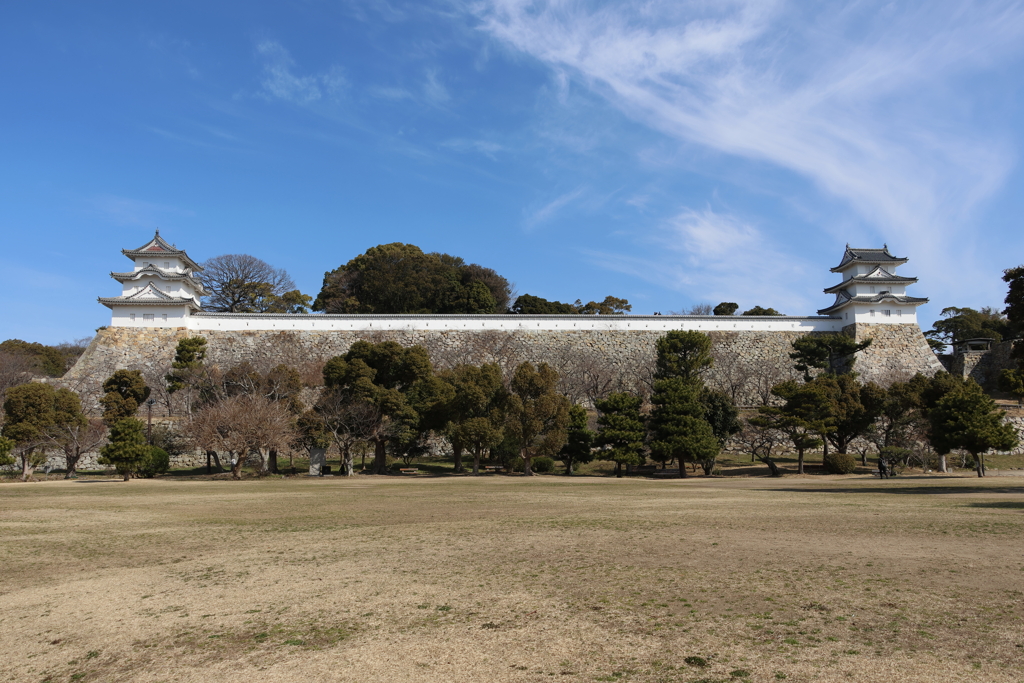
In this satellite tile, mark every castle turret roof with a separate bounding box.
[830,245,908,273]
[98,283,203,311]
[817,291,927,316]
[122,230,202,271]
[823,266,918,294]
[110,264,208,296]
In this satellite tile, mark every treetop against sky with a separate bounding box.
[2,1,1024,343]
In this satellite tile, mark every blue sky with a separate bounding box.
[2,0,1024,344]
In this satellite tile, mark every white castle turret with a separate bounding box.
[99,230,207,327]
[817,245,927,324]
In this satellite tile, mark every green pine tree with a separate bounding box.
[99,418,150,481]
[595,393,645,478]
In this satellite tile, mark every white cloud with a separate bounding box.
[587,207,817,313]
[525,187,585,227]
[256,40,347,104]
[424,68,451,104]
[440,138,506,158]
[89,195,195,229]
[369,85,415,100]
[474,0,1024,306]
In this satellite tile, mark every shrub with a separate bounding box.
[823,452,857,474]
[137,446,170,478]
[532,456,555,473]
[683,656,708,668]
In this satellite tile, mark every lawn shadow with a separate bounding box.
[762,484,1024,496]
[965,501,1024,510]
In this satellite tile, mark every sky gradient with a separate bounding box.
[2,1,1023,344]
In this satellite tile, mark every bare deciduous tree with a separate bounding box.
[315,390,380,476]
[197,254,297,313]
[735,418,785,476]
[708,345,754,405]
[188,394,295,479]
[46,417,107,478]
[751,356,798,406]
[0,352,36,407]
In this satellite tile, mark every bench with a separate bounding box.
[483,465,505,473]
[399,468,419,475]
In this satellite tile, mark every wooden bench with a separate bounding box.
[483,466,505,473]
[399,468,419,475]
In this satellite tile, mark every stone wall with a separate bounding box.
[845,323,945,384]
[949,340,1018,390]
[64,321,943,411]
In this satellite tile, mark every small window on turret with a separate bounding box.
[143,314,154,321]
[163,261,170,269]
[882,310,891,316]
[870,310,875,317]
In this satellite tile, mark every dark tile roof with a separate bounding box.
[817,291,928,315]
[830,245,908,272]
[121,230,202,271]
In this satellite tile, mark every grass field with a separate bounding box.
[2,474,1023,683]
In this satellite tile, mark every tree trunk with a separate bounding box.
[760,456,782,477]
[207,450,212,474]
[976,453,985,478]
[123,471,130,481]
[372,439,387,474]
[20,453,35,482]
[231,452,244,480]
[565,460,573,476]
[701,458,716,476]
[861,450,868,467]
[522,451,534,476]
[938,454,947,473]
[208,450,224,472]
[797,449,804,475]
[268,449,279,474]
[342,446,354,477]
[64,451,80,479]
[257,448,271,476]
[473,449,481,475]
[679,460,687,478]
[615,461,622,478]
[453,444,464,474]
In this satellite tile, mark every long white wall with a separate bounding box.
[165,312,851,333]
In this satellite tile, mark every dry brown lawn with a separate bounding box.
[2,474,1023,683]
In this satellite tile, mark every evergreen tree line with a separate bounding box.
[1,328,1019,481]
[746,334,1018,478]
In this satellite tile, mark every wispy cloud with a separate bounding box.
[88,195,195,229]
[256,40,347,104]
[474,0,1024,304]
[423,68,451,104]
[587,207,816,313]
[525,187,585,227]
[440,137,505,159]
[369,85,415,101]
